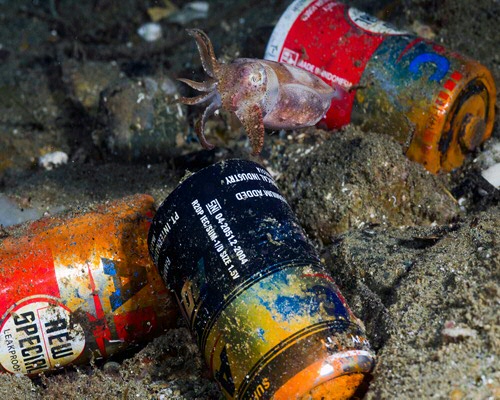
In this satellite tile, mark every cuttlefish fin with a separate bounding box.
[236,104,265,155]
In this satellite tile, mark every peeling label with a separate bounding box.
[0,297,85,374]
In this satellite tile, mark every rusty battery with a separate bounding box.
[0,194,177,375]
[265,0,496,173]
[148,160,375,399]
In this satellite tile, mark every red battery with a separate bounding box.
[0,194,177,375]
[265,0,496,173]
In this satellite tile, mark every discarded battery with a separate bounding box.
[0,194,177,375]
[265,0,496,173]
[148,159,375,399]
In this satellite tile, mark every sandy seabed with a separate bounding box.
[0,0,498,399]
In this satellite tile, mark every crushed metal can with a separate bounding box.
[0,194,178,375]
[148,159,375,399]
[265,0,496,173]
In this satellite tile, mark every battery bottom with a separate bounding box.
[272,350,373,400]
[302,373,365,400]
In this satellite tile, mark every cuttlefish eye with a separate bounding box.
[240,64,267,88]
[249,69,265,85]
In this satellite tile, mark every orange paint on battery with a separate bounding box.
[0,194,177,375]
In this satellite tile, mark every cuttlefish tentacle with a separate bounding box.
[178,78,216,92]
[179,91,215,105]
[195,96,222,150]
[186,29,219,78]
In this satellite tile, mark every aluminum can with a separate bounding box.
[265,0,496,173]
[0,194,177,375]
[148,160,375,399]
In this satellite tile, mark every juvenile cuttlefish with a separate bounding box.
[179,29,337,155]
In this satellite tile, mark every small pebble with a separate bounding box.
[449,388,465,400]
[442,321,477,343]
[168,2,209,25]
[411,20,436,39]
[481,163,500,188]
[38,151,68,170]
[103,361,121,374]
[137,22,162,42]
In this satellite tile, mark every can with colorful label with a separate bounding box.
[148,160,375,399]
[0,194,177,375]
[265,0,496,173]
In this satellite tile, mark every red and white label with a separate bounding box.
[265,0,404,129]
[0,298,85,374]
[347,8,407,35]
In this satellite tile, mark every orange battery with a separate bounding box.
[266,0,496,173]
[0,194,177,375]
